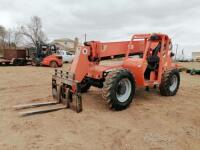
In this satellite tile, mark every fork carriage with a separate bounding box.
[52,69,83,113]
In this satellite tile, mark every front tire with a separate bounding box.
[102,69,135,110]
[159,69,180,96]
[79,79,91,93]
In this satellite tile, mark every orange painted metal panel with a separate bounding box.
[67,33,174,89]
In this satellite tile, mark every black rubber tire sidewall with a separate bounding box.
[109,70,135,110]
[13,59,19,66]
[159,69,180,96]
[80,79,91,93]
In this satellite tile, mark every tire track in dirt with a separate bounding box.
[0,84,48,92]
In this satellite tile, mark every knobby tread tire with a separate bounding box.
[159,69,180,96]
[102,69,135,110]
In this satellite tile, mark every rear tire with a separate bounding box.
[50,61,58,68]
[102,69,135,110]
[13,59,19,66]
[159,69,180,96]
[5,62,10,65]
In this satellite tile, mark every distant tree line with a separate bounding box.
[0,16,47,54]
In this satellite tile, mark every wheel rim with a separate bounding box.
[169,75,178,92]
[51,62,57,68]
[116,78,132,102]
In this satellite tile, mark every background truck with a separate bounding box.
[57,50,74,63]
[0,43,63,68]
[0,48,28,66]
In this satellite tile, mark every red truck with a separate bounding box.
[0,48,28,66]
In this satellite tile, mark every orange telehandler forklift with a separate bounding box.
[14,33,180,115]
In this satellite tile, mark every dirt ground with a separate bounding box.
[0,62,200,150]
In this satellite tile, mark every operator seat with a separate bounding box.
[147,42,161,71]
[144,35,161,80]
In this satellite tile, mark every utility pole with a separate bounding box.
[182,49,184,60]
[8,31,11,47]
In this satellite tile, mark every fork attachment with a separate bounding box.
[52,69,83,113]
[13,98,65,116]
[13,101,59,110]
[13,69,83,116]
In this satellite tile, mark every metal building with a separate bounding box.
[192,52,200,60]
